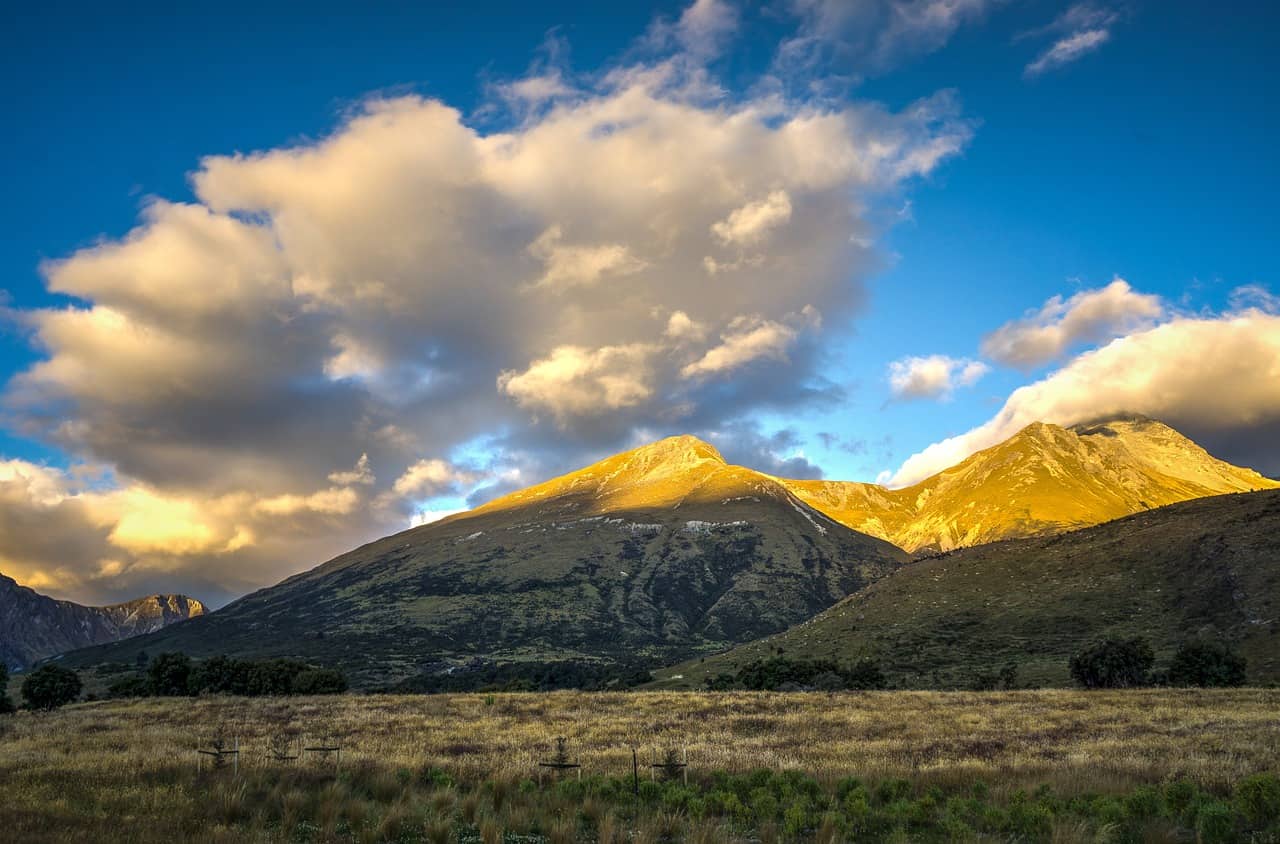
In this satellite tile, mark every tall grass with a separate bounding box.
[1,689,1277,842]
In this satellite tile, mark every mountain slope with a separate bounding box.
[782,416,1279,553]
[0,574,205,670]
[656,489,1280,688]
[64,436,907,685]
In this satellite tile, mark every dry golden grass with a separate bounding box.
[2,689,1277,842]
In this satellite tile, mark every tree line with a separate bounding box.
[2,653,348,711]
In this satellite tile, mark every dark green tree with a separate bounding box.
[148,652,193,696]
[1069,638,1155,688]
[1168,640,1247,687]
[106,675,151,699]
[291,668,348,695]
[21,664,82,710]
[0,664,14,713]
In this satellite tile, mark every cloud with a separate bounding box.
[1023,3,1120,77]
[328,453,375,486]
[704,422,825,480]
[777,0,999,79]
[980,278,1163,369]
[498,343,660,424]
[681,313,808,379]
[527,225,647,291]
[390,459,481,500]
[890,306,1280,486]
[711,190,794,246]
[0,1,971,604]
[887,354,988,400]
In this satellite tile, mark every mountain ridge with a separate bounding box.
[780,415,1278,552]
[59,435,906,686]
[0,573,205,670]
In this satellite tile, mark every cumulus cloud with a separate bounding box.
[0,1,972,604]
[887,354,988,400]
[890,306,1280,486]
[711,190,794,247]
[1023,3,1120,77]
[980,278,1164,369]
[682,313,808,379]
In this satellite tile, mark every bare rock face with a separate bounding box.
[782,415,1280,553]
[0,575,204,670]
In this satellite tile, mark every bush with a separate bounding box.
[148,652,193,696]
[1235,773,1280,827]
[292,668,348,695]
[1168,640,1247,687]
[1068,638,1154,688]
[106,674,152,699]
[21,664,82,710]
[0,664,14,714]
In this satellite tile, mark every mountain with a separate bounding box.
[0,573,205,670]
[655,489,1280,689]
[62,436,906,686]
[781,415,1279,553]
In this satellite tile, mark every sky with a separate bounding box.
[2,0,1277,607]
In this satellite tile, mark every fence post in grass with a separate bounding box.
[234,736,239,777]
[537,736,581,784]
[632,747,639,797]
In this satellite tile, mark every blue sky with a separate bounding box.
[2,0,1278,604]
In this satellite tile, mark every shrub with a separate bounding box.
[1194,799,1237,844]
[1068,638,1154,688]
[106,674,152,698]
[20,664,82,710]
[148,652,193,696]
[0,664,14,714]
[292,668,348,695]
[1235,773,1280,827]
[1168,640,1247,687]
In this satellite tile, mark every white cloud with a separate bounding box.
[682,311,814,379]
[498,344,661,423]
[527,225,647,291]
[890,308,1280,486]
[1023,3,1120,78]
[391,459,479,499]
[980,278,1163,369]
[328,453,375,486]
[887,354,988,400]
[778,0,999,78]
[711,190,794,247]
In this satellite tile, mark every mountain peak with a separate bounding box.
[623,434,725,468]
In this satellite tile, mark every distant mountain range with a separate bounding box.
[39,415,1280,687]
[656,488,1280,688]
[0,574,204,670]
[783,416,1278,553]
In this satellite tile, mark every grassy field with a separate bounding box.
[3,690,1279,842]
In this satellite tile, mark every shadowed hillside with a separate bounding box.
[656,489,1280,689]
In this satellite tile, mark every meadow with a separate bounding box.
[2,690,1278,843]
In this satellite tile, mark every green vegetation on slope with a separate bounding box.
[62,437,905,687]
[658,489,1280,689]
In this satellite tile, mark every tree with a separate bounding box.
[1168,640,1247,688]
[1069,638,1154,689]
[106,675,152,699]
[291,668,348,695]
[0,664,15,714]
[148,652,193,696]
[21,664,82,710]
